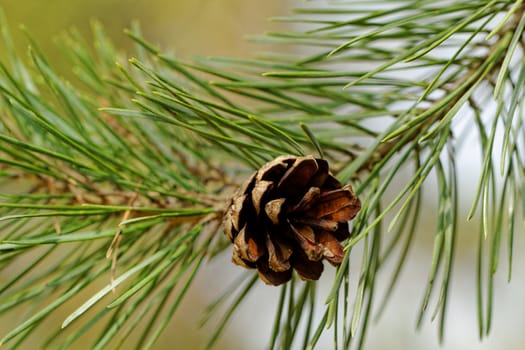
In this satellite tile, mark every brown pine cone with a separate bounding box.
[223,155,361,286]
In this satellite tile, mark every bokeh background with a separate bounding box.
[1,1,524,349]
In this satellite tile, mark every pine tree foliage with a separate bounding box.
[0,1,524,348]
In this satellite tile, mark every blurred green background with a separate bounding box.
[1,0,288,60]
[1,1,524,350]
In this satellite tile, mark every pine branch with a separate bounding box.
[1,1,524,349]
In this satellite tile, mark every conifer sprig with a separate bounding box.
[0,1,524,348]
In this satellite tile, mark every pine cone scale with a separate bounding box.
[290,186,321,212]
[257,155,293,181]
[322,205,360,223]
[277,156,319,196]
[257,259,292,285]
[291,217,339,232]
[305,186,359,219]
[306,158,330,188]
[291,249,324,281]
[289,224,323,261]
[333,222,351,241]
[234,225,265,262]
[265,233,292,272]
[230,194,249,233]
[264,198,286,225]
[251,180,273,216]
[318,230,345,264]
[232,246,255,269]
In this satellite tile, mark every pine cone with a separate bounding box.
[223,155,361,285]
